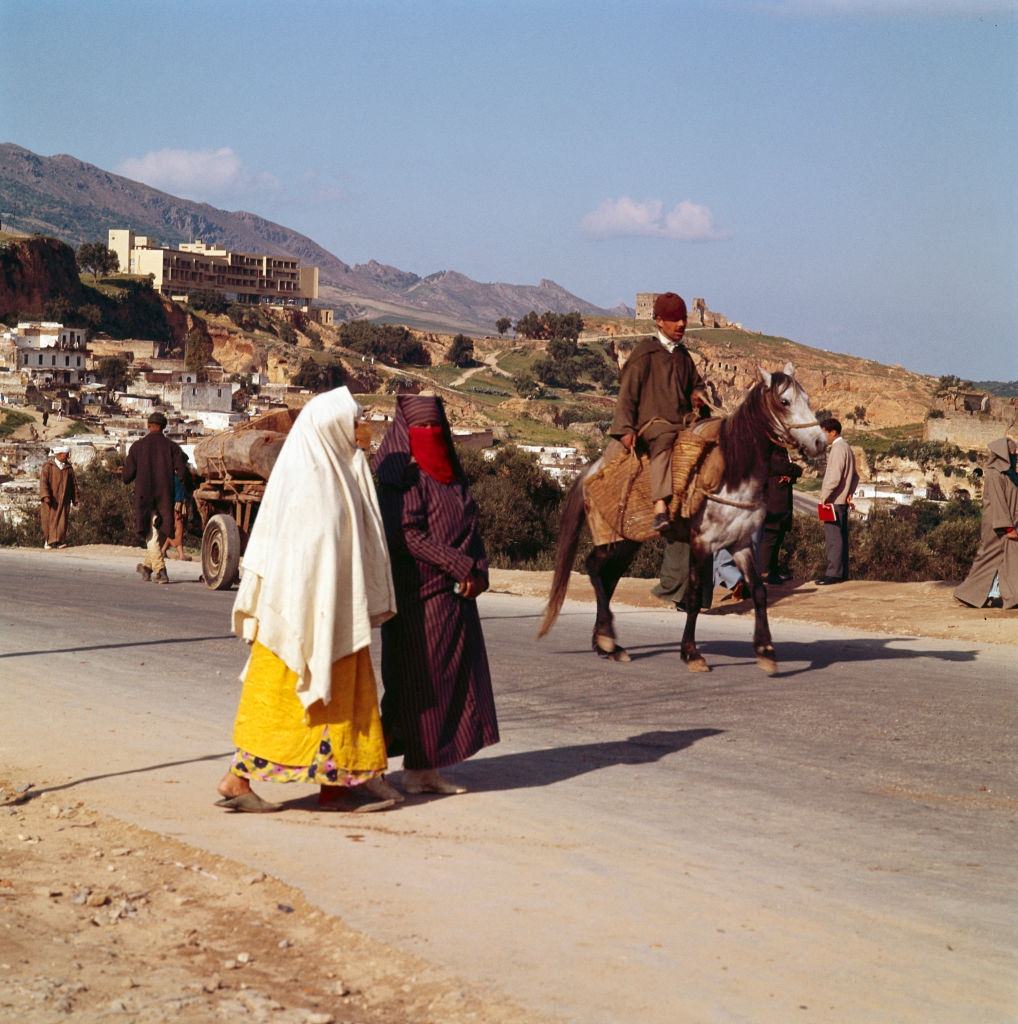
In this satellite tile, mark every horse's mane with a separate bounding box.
[717,374,791,488]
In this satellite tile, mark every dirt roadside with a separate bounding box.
[0,779,545,1024]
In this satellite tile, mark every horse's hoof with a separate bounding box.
[685,656,711,673]
[756,646,778,676]
[595,644,631,663]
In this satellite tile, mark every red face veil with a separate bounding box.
[408,425,456,484]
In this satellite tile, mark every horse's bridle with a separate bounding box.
[766,388,819,451]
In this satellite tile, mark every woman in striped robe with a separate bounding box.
[373,395,499,794]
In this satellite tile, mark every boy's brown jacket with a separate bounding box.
[609,336,706,443]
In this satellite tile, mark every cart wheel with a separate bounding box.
[201,514,241,590]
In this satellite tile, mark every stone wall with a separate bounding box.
[635,293,657,320]
[925,412,1017,449]
[635,293,738,328]
[925,392,1017,449]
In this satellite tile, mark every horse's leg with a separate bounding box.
[732,545,777,675]
[586,541,638,662]
[680,546,712,672]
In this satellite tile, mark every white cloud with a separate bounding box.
[116,147,280,201]
[581,196,728,242]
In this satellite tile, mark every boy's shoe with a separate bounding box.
[153,569,170,584]
[136,563,152,582]
[43,543,52,550]
[652,512,670,534]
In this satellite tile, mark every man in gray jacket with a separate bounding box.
[816,418,858,585]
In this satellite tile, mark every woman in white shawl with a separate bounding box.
[215,387,400,813]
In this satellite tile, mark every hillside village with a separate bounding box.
[1,225,1014,531]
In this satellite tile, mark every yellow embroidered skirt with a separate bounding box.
[230,642,387,786]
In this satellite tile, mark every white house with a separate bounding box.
[10,322,90,386]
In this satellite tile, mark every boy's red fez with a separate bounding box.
[653,292,687,321]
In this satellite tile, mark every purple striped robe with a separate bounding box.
[374,397,499,769]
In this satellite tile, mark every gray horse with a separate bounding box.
[538,364,827,675]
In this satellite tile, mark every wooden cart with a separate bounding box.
[192,474,267,590]
[191,408,298,590]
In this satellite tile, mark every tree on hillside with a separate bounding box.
[292,358,346,393]
[446,334,474,367]
[76,242,119,282]
[341,320,430,366]
[515,311,543,339]
[184,329,213,379]
[495,317,512,336]
[96,355,133,393]
[44,296,72,323]
[77,304,102,328]
[513,310,584,342]
[189,288,229,314]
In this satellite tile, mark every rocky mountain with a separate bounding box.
[0,143,616,334]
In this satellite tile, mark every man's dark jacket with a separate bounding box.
[764,446,803,516]
[609,337,705,443]
[123,430,189,540]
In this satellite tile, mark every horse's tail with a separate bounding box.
[538,462,592,638]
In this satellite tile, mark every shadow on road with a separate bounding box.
[15,751,235,801]
[699,637,979,677]
[552,636,979,676]
[0,634,236,659]
[446,728,723,792]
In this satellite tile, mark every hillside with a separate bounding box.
[0,143,617,334]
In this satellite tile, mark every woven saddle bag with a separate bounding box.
[586,419,718,543]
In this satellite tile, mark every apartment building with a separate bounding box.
[108,229,319,307]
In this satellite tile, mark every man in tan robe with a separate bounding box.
[39,446,77,549]
[954,437,1018,609]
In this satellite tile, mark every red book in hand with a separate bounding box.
[817,502,836,523]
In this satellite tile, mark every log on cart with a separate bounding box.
[191,408,298,590]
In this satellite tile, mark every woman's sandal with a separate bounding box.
[214,791,279,813]
[402,769,467,795]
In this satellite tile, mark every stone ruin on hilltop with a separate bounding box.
[635,293,741,330]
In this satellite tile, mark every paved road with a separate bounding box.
[1,548,1016,1023]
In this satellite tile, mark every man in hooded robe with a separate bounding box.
[954,437,1018,609]
[373,394,499,795]
[39,445,76,548]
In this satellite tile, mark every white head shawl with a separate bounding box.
[232,387,396,709]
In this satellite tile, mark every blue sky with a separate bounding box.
[2,0,1016,379]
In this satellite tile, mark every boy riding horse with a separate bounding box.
[608,292,709,534]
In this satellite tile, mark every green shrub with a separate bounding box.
[786,515,827,581]
[458,446,563,567]
[189,288,229,314]
[67,458,138,546]
[0,510,44,547]
[925,517,981,582]
[341,320,430,366]
[446,334,474,367]
[0,410,34,437]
